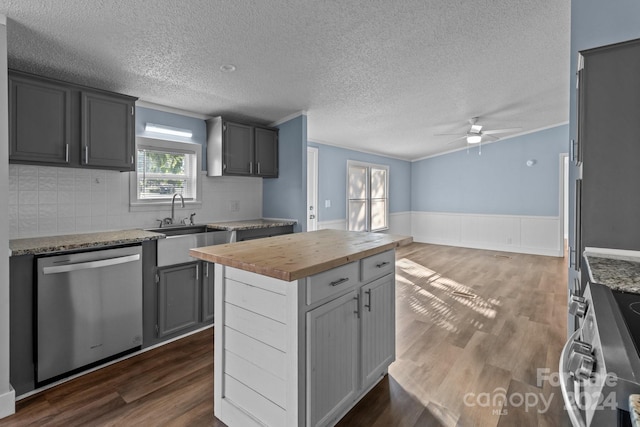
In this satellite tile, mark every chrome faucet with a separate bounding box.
[171,193,185,224]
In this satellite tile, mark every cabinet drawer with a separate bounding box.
[361,250,395,283]
[306,261,358,305]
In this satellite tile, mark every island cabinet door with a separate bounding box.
[307,290,359,427]
[360,274,395,389]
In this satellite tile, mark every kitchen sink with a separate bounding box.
[145,224,209,237]
[146,225,229,266]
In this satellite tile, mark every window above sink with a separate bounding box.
[129,136,202,211]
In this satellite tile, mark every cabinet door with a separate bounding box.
[254,127,278,177]
[361,274,395,389]
[81,91,135,171]
[223,121,253,175]
[157,263,200,338]
[307,290,359,427]
[202,262,215,323]
[9,74,72,164]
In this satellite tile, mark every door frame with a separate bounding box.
[559,153,569,257]
[307,146,319,231]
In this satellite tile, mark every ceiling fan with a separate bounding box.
[436,117,522,145]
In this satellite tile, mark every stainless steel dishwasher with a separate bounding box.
[36,245,143,384]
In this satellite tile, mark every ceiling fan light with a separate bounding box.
[466,135,482,144]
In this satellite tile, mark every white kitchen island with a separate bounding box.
[189,229,412,427]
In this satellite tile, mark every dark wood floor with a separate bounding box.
[2,242,569,427]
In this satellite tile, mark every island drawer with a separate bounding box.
[361,249,395,282]
[306,261,359,305]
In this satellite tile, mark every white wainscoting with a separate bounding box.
[411,211,563,257]
[316,212,412,237]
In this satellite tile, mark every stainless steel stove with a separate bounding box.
[561,281,640,426]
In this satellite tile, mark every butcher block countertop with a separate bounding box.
[10,229,164,256]
[189,229,413,281]
[206,218,296,231]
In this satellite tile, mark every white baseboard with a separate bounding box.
[0,385,15,419]
[411,211,563,257]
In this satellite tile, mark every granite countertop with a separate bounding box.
[10,229,164,256]
[189,229,413,281]
[206,219,296,231]
[584,248,640,294]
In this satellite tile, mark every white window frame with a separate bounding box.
[129,136,202,211]
[347,160,389,232]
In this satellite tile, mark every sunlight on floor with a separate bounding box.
[396,258,499,334]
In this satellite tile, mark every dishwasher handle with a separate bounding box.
[42,254,141,275]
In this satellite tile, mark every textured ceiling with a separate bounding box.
[0,0,570,160]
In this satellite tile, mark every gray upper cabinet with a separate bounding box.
[81,91,135,170]
[8,69,137,171]
[254,127,278,177]
[223,121,254,175]
[9,73,72,165]
[206,116,278,177]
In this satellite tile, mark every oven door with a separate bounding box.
[560,329,588,427]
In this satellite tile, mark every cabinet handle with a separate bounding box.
[375,261,390,268]
[249,161,253,174]
[131,155,134,165]
[84,146,89,164]
[330,277,349,287]
[365,289,372,311]
[65,143,69,163]
[205,263,209,278]
[195,264,199,281]
[569,248,576,269]
[354,294,360,319]
[257,162,261,175]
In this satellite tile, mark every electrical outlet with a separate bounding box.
[325,199,331,208]
[229,200,240,213]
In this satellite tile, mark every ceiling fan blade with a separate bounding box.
[482,127,522,135]
[434,133,465,136]
[482,134,500,141]
[445,135,468,144]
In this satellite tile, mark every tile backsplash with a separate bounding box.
[9,164,263,239]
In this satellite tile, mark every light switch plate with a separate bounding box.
[325,200,331,208]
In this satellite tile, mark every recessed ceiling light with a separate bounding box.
[220,64,236,73]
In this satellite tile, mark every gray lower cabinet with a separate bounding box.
[307,291,359,427]
[360,275,395,389]
[156,262,201,338]
[151,259,215,342]
[202,261,215,323]
[9,254,36,396]
[307,266,395,426]
[8,69,137,171]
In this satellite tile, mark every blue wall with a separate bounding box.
[412,125,568,216]
[307,142,411,223]
[263,115,308,232]
[135,107,207,171]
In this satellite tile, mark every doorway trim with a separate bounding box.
[307,146,319,231]
[559,153,569,257]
